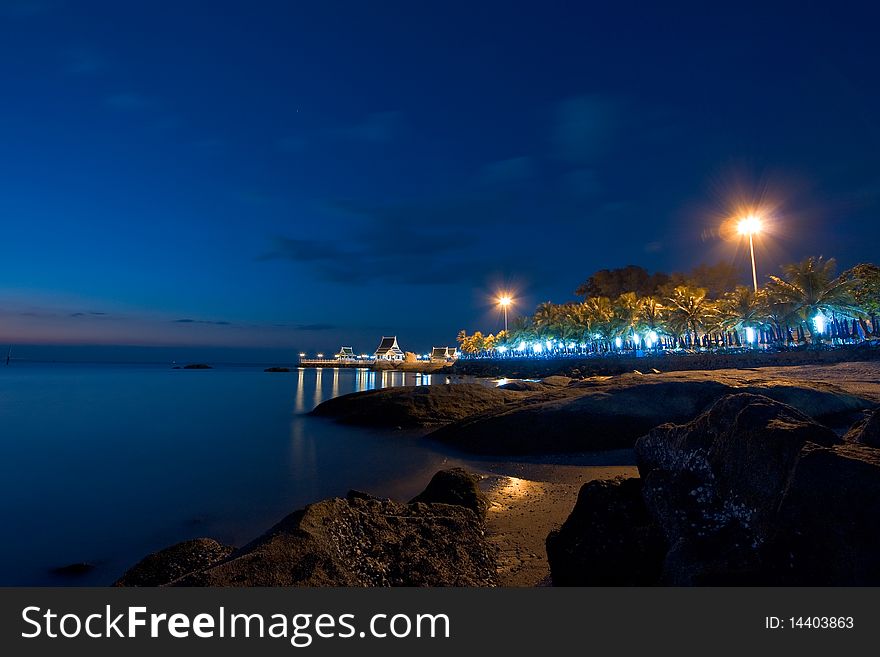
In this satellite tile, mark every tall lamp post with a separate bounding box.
[498,295,512,332]
[737,215,763,293]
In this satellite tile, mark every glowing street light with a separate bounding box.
[497,295,512,332]
[737,214,763,293]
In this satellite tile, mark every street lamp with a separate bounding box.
[497,295,512,332]
[737,215,762,293]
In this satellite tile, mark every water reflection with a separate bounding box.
[332,369,339,398]
[294,368,305,413]
[313,368,323,407]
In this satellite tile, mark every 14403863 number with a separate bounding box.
[790,617,854,629]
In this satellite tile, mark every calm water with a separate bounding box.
[0,364,480,586]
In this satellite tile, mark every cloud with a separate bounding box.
[104,93,160,111]
[70,311,109,318]
[258,191,547,286]
[334,111,402,143]
[480,156,534,184]
[553,95,617,164]
[173,319,232,326]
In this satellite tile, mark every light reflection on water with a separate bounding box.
[0,364,453,586]
[0,364,631,586]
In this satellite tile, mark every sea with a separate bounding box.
[0,363,487,586]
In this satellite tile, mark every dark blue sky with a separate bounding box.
[2,0,879,361]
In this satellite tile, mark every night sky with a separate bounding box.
[2,1,879,362]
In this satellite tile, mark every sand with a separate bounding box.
[472,463,636,586]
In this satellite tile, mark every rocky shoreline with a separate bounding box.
[547,395,880,585]
[117,361,880,587]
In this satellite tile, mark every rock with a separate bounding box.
[429,372,867,455]
[843,408,880,448]
[114,538,234,587]
[183,363,212,370]
[548,393,880,585]
[410,467,489,518]
[264,366,291,372]
[546,478,664,585]
[635,393,839,585]
[50,562,95,578]
[497,380,548,391]
[769,442,880,585]
[119,469,498,587]
[540,375,572,387]
[310,383,529,428]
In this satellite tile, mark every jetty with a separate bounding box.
[299,336,457,371]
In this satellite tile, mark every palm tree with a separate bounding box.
[638,296,665,348]
[765,257,860,343]
[717,286,763,345]
[613,292,642,349]
[582,296,614,351]
[666,285,714,348]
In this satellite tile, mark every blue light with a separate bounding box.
[532,342,543,354]
[518,340,527,351]
[614,337,623,349]
[497,345,508,353]
[745,327,755,343]
[813,314,826,334]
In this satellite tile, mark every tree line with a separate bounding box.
[457,258,880,356]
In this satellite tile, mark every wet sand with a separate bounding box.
[478,463,638,586]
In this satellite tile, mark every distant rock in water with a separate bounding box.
[117,469,497,587]
[548,393,880,585]
[428,371,870,454]
[310,383,529,428]
[115,538,234,587]
[264,366,291,372]
[183,363,212,370]
[50,562,96,578]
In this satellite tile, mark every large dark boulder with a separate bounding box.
[310,383,528,428]
[410,467,489,518]
[769,443,880,585]
[546,478,664,585]
[119,469,497,587]
[843,408,880,448]
[114,538,234,587]
[549,393,880,585]
[634,393,839,584]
